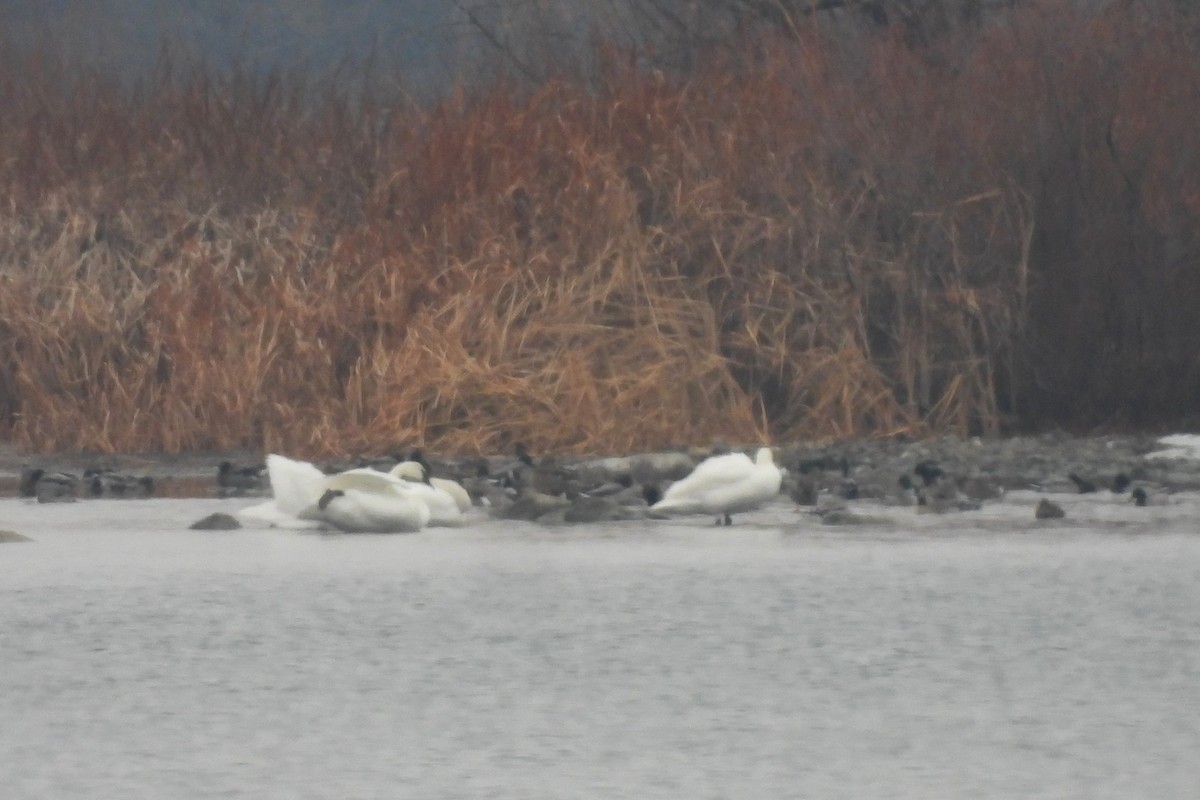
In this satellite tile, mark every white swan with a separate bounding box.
[237,454,431,533]
[651,446,783,525]
[318,468,433,532]
[236,454,327,529]
[386,455,470,525]
[390,460,473,513]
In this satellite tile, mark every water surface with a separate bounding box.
[3,496,1199,799]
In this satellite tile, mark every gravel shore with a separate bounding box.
[5,433,1200,499]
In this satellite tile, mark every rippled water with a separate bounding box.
[3,495,1200,799]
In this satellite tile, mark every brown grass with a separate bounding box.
[1,2,1197,457]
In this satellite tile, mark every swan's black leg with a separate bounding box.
[723,513,732,526]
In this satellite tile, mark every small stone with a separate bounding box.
[563,496,634,523]
[1035,499,1065,520]
[817,509,893,526]
[0,529,33,543]
[190,512,242,530]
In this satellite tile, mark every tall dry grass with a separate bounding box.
[0,1,1197,457]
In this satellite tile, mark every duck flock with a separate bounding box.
[13,433,1198,533]
[18,467,156,503]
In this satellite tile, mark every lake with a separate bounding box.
[3,494,1199,799]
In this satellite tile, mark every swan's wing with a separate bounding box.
[398,481,465,526]
[691,467,784,512]
[660,453,754,502]
[683,452,754,481]
[432,477,473,513]
[390,461,425,481]
[266,454,329,516]
[236,499,324,529]
[324,468,411,494]
[388,463,472,515]
[320,488,430,533]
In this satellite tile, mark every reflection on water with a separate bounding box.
[3,496,1200,800]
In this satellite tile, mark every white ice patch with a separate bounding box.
[1145,433,1200,461]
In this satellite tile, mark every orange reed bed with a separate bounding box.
[1,2,1198,457]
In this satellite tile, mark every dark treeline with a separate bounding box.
[0,0,1197,456]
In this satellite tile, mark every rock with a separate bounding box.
[573,456,636,485]
[1035,499,1066,520]
[190,512,242,530]
[0,529,32,542]
[572,451,700,486]
[629,452,699,483]
[563,496,637,523]
[818,510,894,526]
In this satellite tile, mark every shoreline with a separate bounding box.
[5,432,1200,500]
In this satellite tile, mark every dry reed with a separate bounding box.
[1,1,1197,457]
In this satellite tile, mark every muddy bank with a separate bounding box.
[4,433,1200,500]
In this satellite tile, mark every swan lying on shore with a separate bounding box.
[237,454,432,533]
[651,446,783,525]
